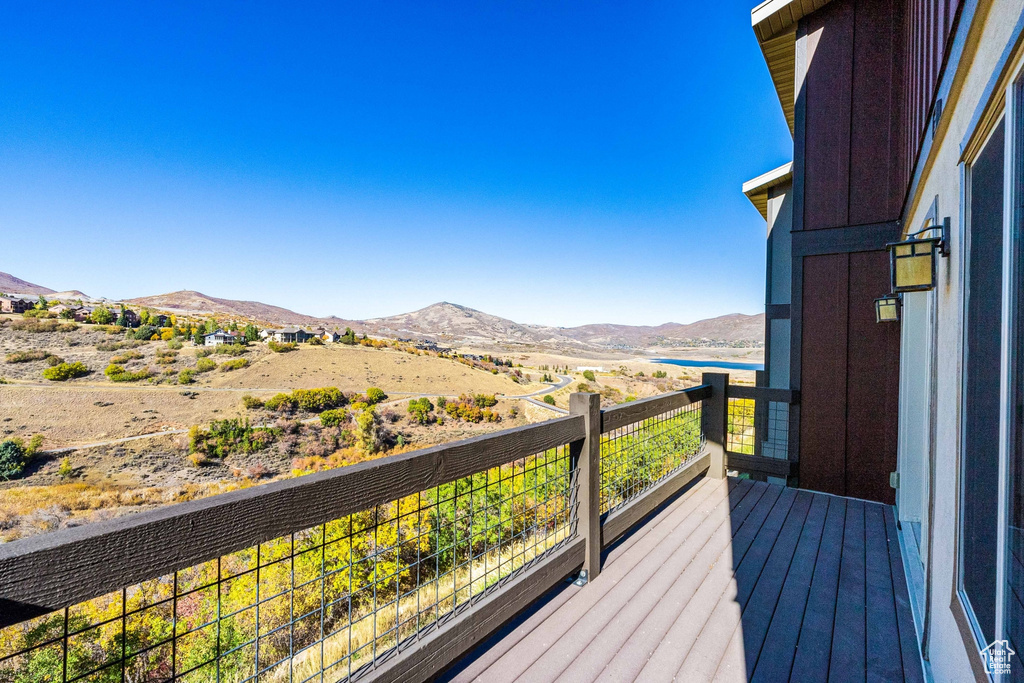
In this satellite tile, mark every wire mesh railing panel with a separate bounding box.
[599,400,705,515]
[762,401,790,460]
[726,397,756,455]
[0,445,577,683]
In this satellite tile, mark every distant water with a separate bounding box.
[653,358,764,371]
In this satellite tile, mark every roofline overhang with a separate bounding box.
[751,0,834,136]
[743,162,793,220]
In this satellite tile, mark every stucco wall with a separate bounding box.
[898,1,1024,679]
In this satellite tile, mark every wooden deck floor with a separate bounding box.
[442,477,924,682]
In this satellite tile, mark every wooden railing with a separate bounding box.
[724,380,800,481]
[0,373,757,682]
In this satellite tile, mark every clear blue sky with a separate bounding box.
[0,1,791,327]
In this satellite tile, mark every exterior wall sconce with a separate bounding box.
[875,295,900,323]
[886,217,950,293]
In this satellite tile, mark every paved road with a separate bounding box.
[34,375,575,454]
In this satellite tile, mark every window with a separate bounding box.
[960,117,1005,645]
[1003,77,1024,661]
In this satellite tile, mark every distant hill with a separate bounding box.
[364,302,589,349]
[3,271,763,348]
[126,290,351,327]
[363,303,763,349]
[564,313,765,347]
[0,272,55,296]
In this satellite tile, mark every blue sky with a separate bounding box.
[0,1,791,327]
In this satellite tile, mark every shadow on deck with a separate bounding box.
[441,477,924,682]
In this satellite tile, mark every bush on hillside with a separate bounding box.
[195,358,217,373]
[5,350,49,363]
[218,358,249,372]
[0,440,28,480]
[365,387,387,404]
[241,395,264,410]
[582,370,596,382]
[213,344,247,356]
[268,341,297,353]
[104,364,152,382]
[319,408,349,427]
[543,395,556,406]
[42,362,89,381]
[407,397,434,424]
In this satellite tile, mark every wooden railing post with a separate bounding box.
[702,373,729,478]
[569,392,602,583]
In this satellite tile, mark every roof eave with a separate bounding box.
[743,162,794,220]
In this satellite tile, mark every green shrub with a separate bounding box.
[178,369,195,384]
[111,349,144,364]
[268,341,297,353]
[241,394,265,410]
[0,439,28,480]
[167,339,184,350]
[195,358,217,372]
[293,387,345,411]
[104,364,152,382]
[473,394,497,408]
[195,348,213,358]
[308,336,324,346]
[407,397,434,424]
[218,358,249,372]
[582,370,596,382]
[6,350,50,363]
[43,362,89,381]
[11,319,77,333]
[189,419,277,458]
[543,395,556,406]
[577,382,591,392]
[366,387,387,404]
[652,370,668,379]
[320,408,349,427]
[45,355,65,367]
[213,344,247,356]
[96,339,147,352]
[436,396,448,409]
[58,456,74,480]
[265,393,297,412]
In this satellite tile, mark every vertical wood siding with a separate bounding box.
[902,0,962,184]
[799,251,899,504]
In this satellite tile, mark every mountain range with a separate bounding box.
[1,272,763,349]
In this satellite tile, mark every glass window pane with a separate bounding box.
[962,118,1004,645]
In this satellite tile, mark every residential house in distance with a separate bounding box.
[0,297,34,314]
[203,329,243,346]
[316,329,342,343]
[47,303,79,317]
[265,325,315,343]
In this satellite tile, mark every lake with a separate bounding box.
[653,358,764,371]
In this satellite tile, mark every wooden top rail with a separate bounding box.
[0,414,585,627]
[600,385,711,433]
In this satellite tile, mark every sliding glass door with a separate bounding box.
[961,118,1005,645]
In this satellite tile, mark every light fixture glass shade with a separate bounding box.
[889,238,939,292]
[875,296,900,323]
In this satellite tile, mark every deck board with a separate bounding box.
[442,479,923,682]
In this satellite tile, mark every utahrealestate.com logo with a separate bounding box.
[981,639,1016,676]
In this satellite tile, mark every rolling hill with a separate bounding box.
[2,271,763,348]
[0,272,55,296]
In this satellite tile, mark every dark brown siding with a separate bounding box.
[800,254,849,497]
[802,0,907,231]
[845,251,900,505]
[902,0,963,182]
[799,251,898,504]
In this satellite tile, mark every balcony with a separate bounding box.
[0,375,923,682]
